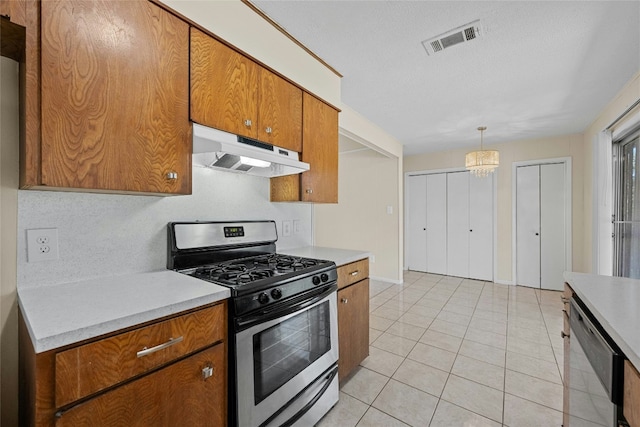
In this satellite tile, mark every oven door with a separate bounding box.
[235,285,339,427]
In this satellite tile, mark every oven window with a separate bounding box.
[253,300,331,404]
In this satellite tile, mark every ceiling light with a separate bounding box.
[240,156,271,168]
[465,126,499,178]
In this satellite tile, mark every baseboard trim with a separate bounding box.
[494,279,514,286]
[370,275,403,285]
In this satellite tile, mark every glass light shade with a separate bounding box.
[465,150,499,178]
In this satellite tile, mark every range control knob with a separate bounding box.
[271,288,283,300]
[312,276,321,285]
[257,292,269,305]
[320,273,329,282]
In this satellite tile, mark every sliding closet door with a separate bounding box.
[516,165,541,287]
[447,172,470,277]
[406,175,427,271]
[426,174,447,274]
[469,173,494,281]
[540,163,566,291]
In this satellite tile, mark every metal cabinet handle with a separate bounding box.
[350,271,359,277]
[137,336,183,358]
[305,189,313,194]
[265,127,273,134]
[560,331,569,339]
[341,298,348,304]
[166,171,178,180]
[202,365,214,380]
[244,119,252,127]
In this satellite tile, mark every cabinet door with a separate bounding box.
[190,28,259,139]
[300,93,339,203]
[337,279,369,382]
[469,173,494,281]
[258,69,302,152]
[40,0,191,194]
[447,172,470,277]
[56,344,226,427]
[406,175,427,272]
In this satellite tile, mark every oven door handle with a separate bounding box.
[236,283,336,331]
[259,364,339,427]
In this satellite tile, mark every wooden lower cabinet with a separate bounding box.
[56,343,226,426]
[337,272,369,382]
[625,360,640,427]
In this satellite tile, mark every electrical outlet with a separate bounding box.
[293,220,301,235]
[282,220,292,237]
[27,228,59,262]
[371,255,376,263]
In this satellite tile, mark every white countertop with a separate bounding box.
[18,270,230,353]
[279,246,370,267]
[564,272,640,369]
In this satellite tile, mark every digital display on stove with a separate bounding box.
[224,226,245,238]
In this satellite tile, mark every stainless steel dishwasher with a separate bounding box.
[568,297,626,426]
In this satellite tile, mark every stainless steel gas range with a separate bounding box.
[167,221,339,427]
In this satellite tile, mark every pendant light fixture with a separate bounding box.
[465,126,499,178]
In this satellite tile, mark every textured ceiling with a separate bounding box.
[251,0,640,156]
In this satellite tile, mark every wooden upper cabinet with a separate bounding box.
[0,0,26,27]
[32,0,191,194]
[190,28,302,152]
[190,28,259,140]
[270,93,338,203]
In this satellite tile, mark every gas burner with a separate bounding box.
[275,256,318,272]
[235,269,274,284]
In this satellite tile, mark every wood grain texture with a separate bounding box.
[337,279,370,382]
[270,174,300,202]
[301,93,339,203]
[57,343,227,427]
[0,0,26,27]
[337,259,370,290]
[55,302,226,407]
[39,0,191,194]
[258,68,302,151]
[625,360,640,427]
[0,16,25,61]
[190,27,259,139]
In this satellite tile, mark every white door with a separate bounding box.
[516,165,541,287]
[469,173,494,281]
[540,163,566,291]
[406,175,427,272]
[447,172,470,277]
[426,174,447,275]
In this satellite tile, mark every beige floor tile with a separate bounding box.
[396,312,434,329]
[430,400,501,427]
[317,392,368,427]
[504,369,563,411]
[369,280,395,297]
[371,306,404,321]
[370,314,395,331]
[420,329,463,353]
[436,310,472,326]
[503,393,563,427]
[451,354,505,390]
[413,297,446,310]
[472,308,508,323]
[424,292,452,303]
[371,332,418,357]
[341,367,389,404]
[506,351,562,384]
[507,325,552,346]
[467,317,507,335]
[380,299,414,312]
[385,321,427,341]
[369,294,390,307]
[406,304,441,318]
[429,318,468,338]
[369,328,382,344]
[407,342,457,372]
[392,358,449,397]
[355,407,409,427]
[372,379,439,426]
[475,301,509,314]
[447,296,479,308]
[506,336,557,363]
[458,339,506,367]
[442,302,475,316]
[464,327,507,349]
[360,346,405,377]
[441,375,504,423]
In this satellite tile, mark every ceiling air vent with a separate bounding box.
[422,20,482,56]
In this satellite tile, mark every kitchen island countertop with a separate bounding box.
[19,270,230,353]
[564,271,640,369]
[279,246,371,267]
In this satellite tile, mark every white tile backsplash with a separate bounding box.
[17,167,312,288]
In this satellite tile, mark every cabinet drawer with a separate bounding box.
[625,360,640,427]
[337,259,369,289]
[55,302,227,408]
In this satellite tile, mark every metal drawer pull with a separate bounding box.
[350,271,359,276]
[166,171,178,180]
[137,336,184,358]
[202,365,214,380]
[244,119,252,127]
[265,126,273,134]
[306,189,313,194]
[341,298,348,304]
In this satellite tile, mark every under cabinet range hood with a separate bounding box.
[192,123,309,178]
